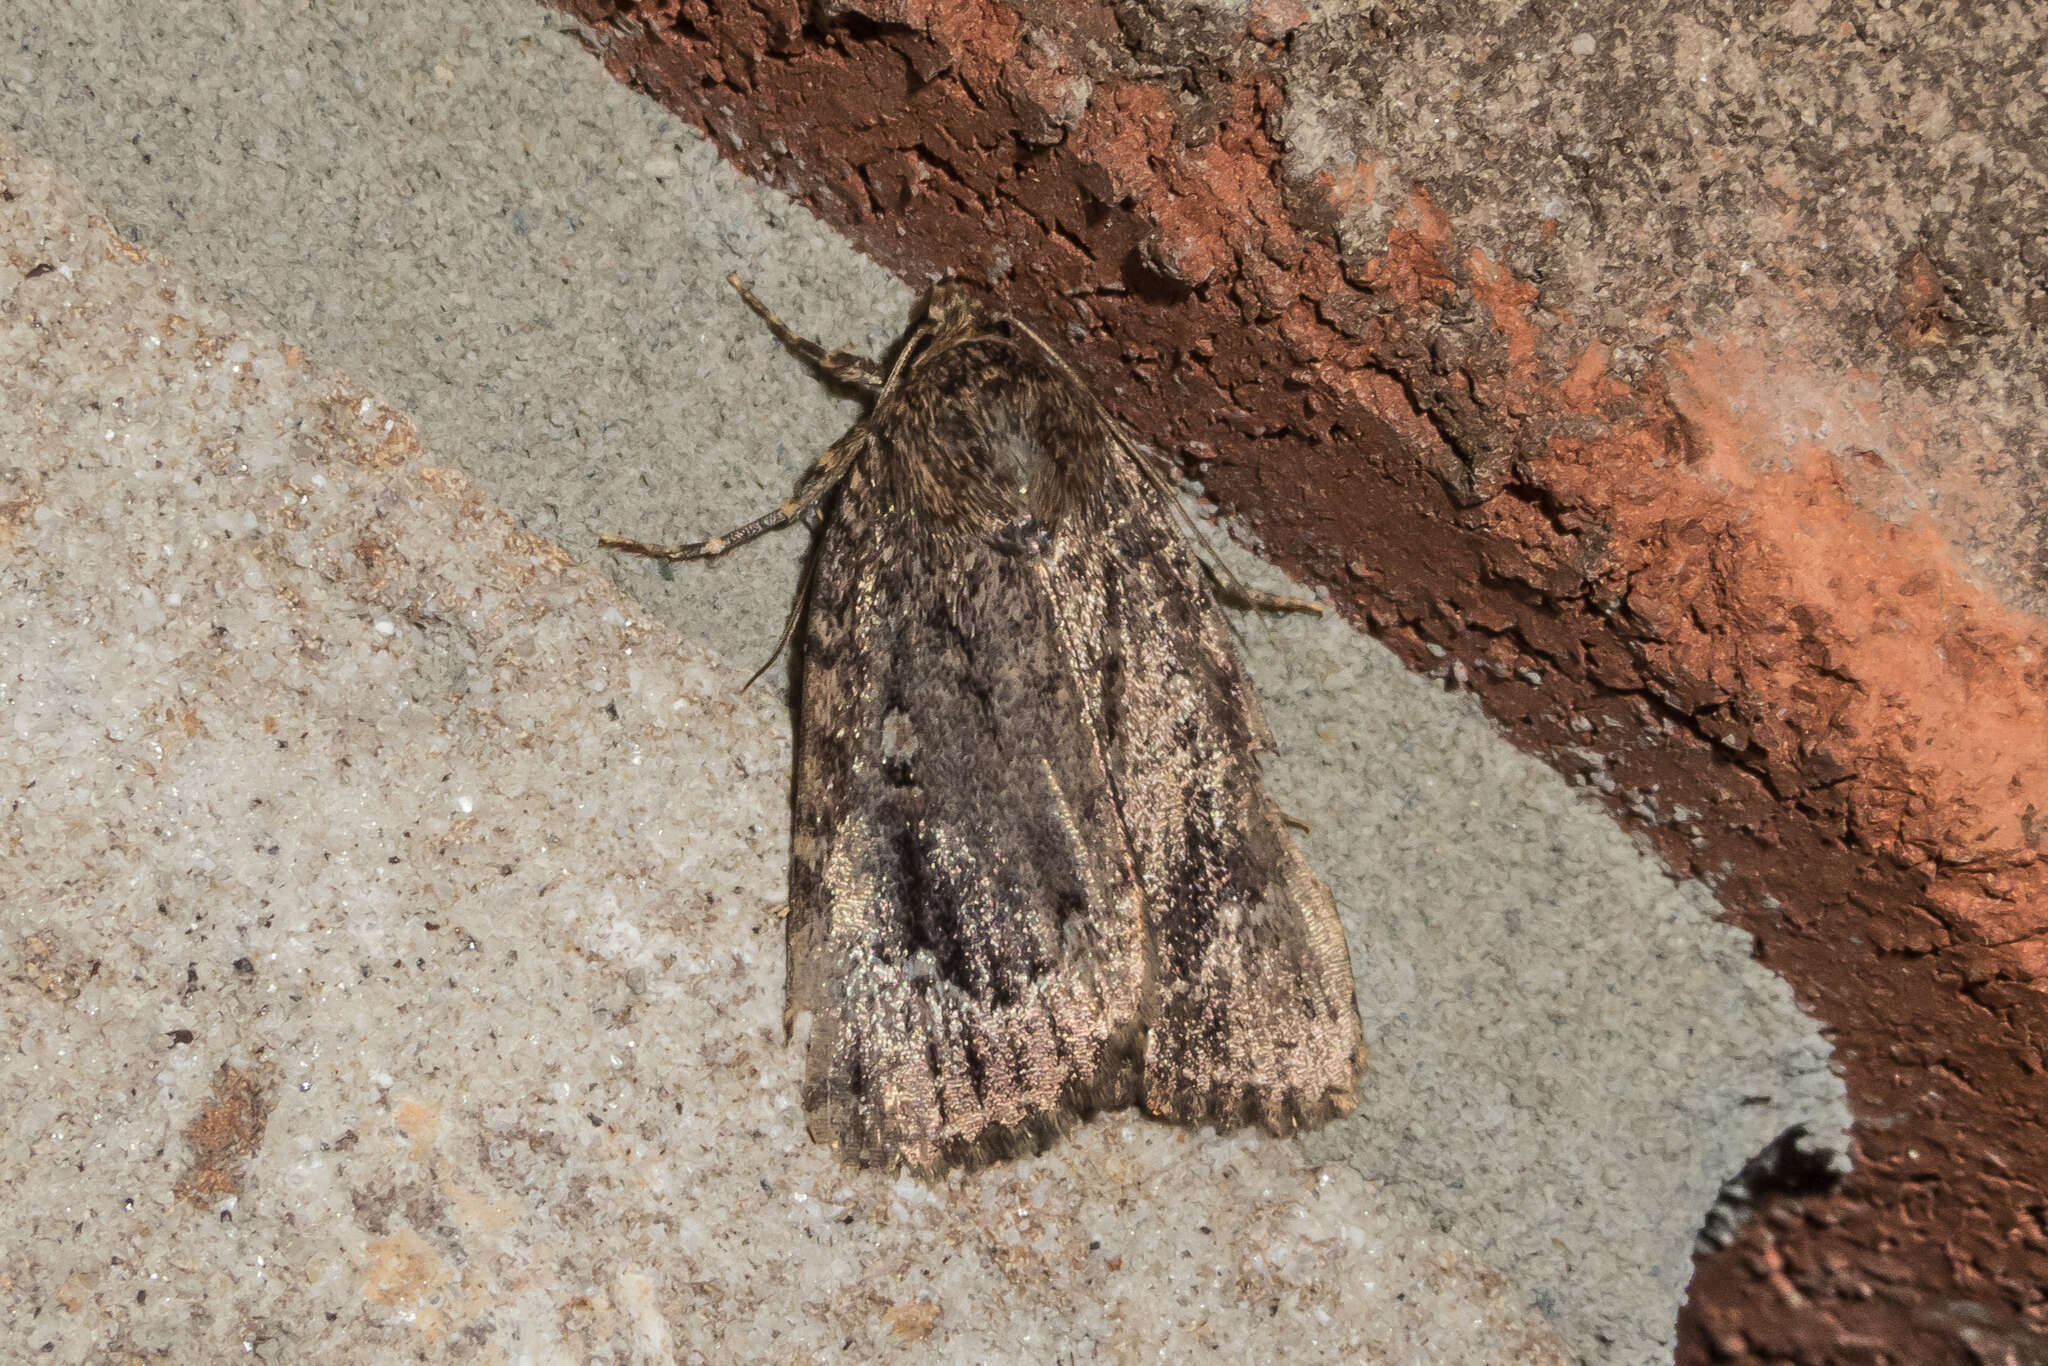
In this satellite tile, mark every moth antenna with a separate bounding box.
[740,541,819,693]
[727,272,889,393]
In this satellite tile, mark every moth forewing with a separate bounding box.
[605,278,1365,1172]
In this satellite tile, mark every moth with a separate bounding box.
[604,276,1365,1172]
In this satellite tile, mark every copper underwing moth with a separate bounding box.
[603,277,1365,1172]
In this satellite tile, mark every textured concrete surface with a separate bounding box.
[0,139,1577,1364]
[0,3,1852,1362]
[528,0,2048,1358]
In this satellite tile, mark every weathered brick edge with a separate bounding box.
[554,1,2048,1358]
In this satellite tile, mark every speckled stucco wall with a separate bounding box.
[550,0,2048,1359]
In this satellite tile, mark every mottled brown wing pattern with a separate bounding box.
[788,459,1149,1172]
[607,279,1363,1173]
[1059,460,1365,1132]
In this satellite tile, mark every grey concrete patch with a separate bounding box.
[0,3,1848,1361]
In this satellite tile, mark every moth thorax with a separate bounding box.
[982,429,1058,503]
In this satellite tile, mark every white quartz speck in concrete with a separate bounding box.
[0,140,1575,1363]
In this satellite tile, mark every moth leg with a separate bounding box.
[1097,421,1325,618]
[1157,484,1325,616]
[727,272,887,393]
[601,430,867,563]
[1203,566,1325,616]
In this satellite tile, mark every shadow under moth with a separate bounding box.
[604,277,1365,1172]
